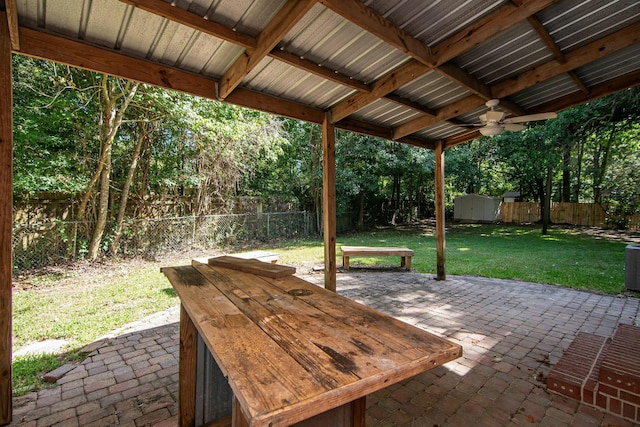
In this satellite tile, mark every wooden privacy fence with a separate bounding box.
[501,202,640,230]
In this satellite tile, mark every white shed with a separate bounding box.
[454,194,502,223]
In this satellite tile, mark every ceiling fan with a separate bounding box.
[470,99,557,136]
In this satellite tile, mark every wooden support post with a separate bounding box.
[0,11,13,426]
[322,112,337,292]
[179,304,197,427]
[435,140,446,280]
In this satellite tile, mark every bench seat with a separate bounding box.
[340,246,414,271]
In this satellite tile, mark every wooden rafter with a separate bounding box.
[317,0,434,67]
[217,0,316,99]
[394,95,487,140]
[17,26,437,149]
[119,0,377,95]
[491,21,640,99]
[395,19,640,140]
[529,69,640,115]
[524,10,590,95]
[432,0,559,65]
[119,0,256,49]
[331,60,429,122]
[442,69,640,148]
[330,0,553,123]
[269,49,371,93]
[4,0,19,50]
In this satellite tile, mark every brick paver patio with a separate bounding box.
[9,272,640,426]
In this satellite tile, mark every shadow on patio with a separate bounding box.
[10,272,640,426]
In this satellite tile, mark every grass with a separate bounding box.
[270,223,630,294]
[10,224,635,395]
[12,259,184,395]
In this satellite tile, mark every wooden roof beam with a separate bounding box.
[396,19,640,140]
[521,6,590,95]
[331,60,430,122]
[217,0,316,99]
[16,25,436,148]
[492,20,640,99]
[432,0,559,65]
[529,69,640,115]
[120,0,375,94]
[4,0,19,50]
[393,95,486,140]
[269,49,371,93]
[317,0,434,67]
[119,0,257,49]
[441,69,640,148]
[16,26,325,124]
[331,0,551,123]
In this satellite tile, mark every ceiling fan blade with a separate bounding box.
[504,112,557,123]
[479,113,487,123]
[504,123,526,132]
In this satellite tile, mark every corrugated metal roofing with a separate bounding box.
[9,0,640,148]
[453,21,553,84]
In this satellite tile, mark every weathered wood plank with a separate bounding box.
[163,266,333,427]
[163,264,461,426]
[193,264,409,379]
[207,256,295,278]
[262,274,460,362]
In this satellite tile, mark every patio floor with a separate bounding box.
[9,271,640,426]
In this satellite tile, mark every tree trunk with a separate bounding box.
[542,166,552,235]
[357,190,364,230]
[573,137,585,202]
[88,143,113,260]
[593,126,616,204]
[87,77,139,261]
[109,122,148,256]
[562,142,571,202]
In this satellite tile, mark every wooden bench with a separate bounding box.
[162,258,460,427]
[341,246,414,271]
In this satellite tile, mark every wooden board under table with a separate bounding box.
[162,260,460,427]
[340,246,414,271]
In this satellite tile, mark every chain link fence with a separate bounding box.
[13,211,316,272]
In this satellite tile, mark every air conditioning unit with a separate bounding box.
[626,245,640,291]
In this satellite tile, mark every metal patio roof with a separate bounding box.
[4,0,640,149]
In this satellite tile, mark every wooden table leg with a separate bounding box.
[405,256,412,271]
[343,255,349,270]
[180,303,197,427]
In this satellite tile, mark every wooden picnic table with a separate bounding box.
[162,257,461,427]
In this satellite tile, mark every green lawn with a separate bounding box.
[11,223,633,395]
[272,224,630,295]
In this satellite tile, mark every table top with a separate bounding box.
[162,260,461,427]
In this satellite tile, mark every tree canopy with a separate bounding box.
[12,56,640,259]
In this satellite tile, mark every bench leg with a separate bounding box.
[343,255,349,270]
[405,256,411,271]
[400,257,405,268]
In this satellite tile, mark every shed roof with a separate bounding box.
[4,0,640,149]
